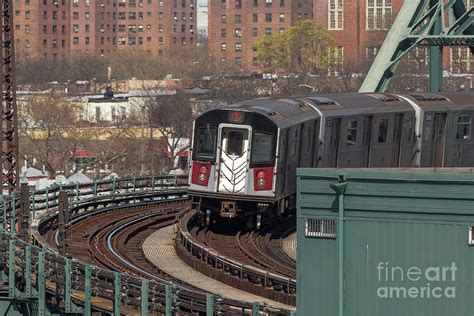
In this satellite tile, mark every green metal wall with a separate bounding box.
[297,169,474,316]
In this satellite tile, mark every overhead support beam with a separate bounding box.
[360,0,474,93]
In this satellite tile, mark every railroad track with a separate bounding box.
[177,211,297,306]
[34,190,293,315]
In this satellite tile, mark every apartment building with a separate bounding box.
[208,0,313,70]
[13,0,197,59]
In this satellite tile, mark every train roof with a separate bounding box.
[214,92,474,128]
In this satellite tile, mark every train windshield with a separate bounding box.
[196,126,217,158]
[251,132,273,164]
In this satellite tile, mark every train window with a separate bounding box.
[346,120,358,146]
[456,115,471,140]
[226,131,244,156]
[196,127,217,158]
[251,132,273,163]
[378,118,389,143]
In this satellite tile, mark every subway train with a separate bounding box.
[188,92,474,228]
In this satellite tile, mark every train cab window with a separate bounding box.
[377,118,389,143]
[251,132,273,163]
[227,131,244,156]
[196,126,217,158]
[456,115,471,140]
[346,120,358,146]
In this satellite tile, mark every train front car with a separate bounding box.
[189,106,278,229]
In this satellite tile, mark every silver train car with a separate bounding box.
[188,92,474,228]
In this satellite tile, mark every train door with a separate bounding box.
[312,119,321,167]
[299,123,314,168]
[217,126,251,194]
[328,118,340,167]
[338,116,362,167]
[399,113,416,167]
[361,115,373,167]
[392,114,403,167]
[431,113,447,167]
[284,126,301,195]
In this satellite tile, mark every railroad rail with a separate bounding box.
[176,211,297,306]
[0,175,293,315]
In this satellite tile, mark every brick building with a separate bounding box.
[13,0,197,59]
[208,0,313,70]
[314,0,472,76]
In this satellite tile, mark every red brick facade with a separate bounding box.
[208,0,313,71]
[13,0,197,59]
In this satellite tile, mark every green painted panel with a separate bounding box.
[297,168,474,316]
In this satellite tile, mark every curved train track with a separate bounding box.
[36,190,293,315]
[176,211,297,306]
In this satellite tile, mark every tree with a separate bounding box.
[255,20,335,76]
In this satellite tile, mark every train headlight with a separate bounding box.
[256,170,266,188]
[198,164,208,182]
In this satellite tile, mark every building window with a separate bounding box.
[73,37,79,45]
[265,13,272,22]
[235,57,242,64]
[235,43,242,51]
[265,0,272,7]
[366,46,379,60]
[450,47,472,74]
[235,29,242,37]
[265,28,272,35]
[328,46,344,76]
[456,115,471,140]
[305,219,336,238]
[253,13,258,22]
[252,28,258,37]
[279,13,285,22]
[346,119,357,146]
[235,15,242,23]
[221,43,226,51]
[367,0,392,30]
[329,0,343,30]
[221,15,227,23]
[253,0,258,6]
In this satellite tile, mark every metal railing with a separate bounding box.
[0,175,292,315]
[177,211,297,296]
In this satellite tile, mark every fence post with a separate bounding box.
[93,179,97,198]
[114,272,121,316]
[132,177,136,192]
[141,279,149,316]
[25,246,32,297]
[75,183,80,202]
[151,176,155,190]
[0,195,5,231]
[31,192,36,220]
[8,240,15,298]
[85,265,91,316]
[19,183,30,242]
[45,187,49,210]
[9,193,16,235]
[65,258,72,313]
[111,177,116,196]
[206,293,214,316]
[252,302,260,316]
[38,251,45,315]
[165,284,172,316]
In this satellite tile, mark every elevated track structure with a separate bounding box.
[360,0,474,93]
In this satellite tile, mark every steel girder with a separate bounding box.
[360,0,474,93]
[1,0,18,193]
